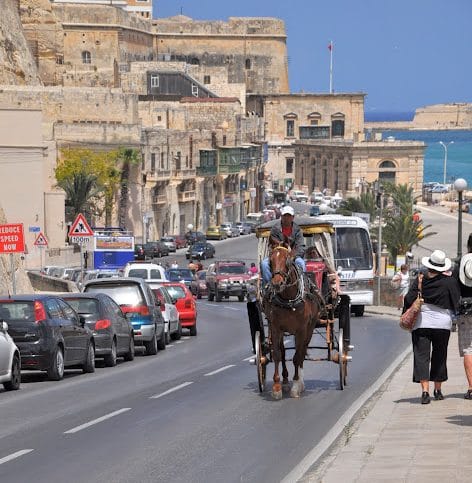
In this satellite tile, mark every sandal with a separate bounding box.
[465,390,472,400]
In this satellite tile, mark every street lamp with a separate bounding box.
[454,178,468,260]
[439,141,454,186]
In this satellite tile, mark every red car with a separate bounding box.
[171,235,188,249]
[161,282,197,336]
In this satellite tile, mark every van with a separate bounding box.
[123,262,168,282]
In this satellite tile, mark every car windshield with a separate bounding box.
[192,243,206,249]
[167,269,193,280]
[0,301,35,324]
[161,237,174,242]
[219,265,246,274]
[63,297,99,315]
[164,285,186,300]
[85,284,144,306]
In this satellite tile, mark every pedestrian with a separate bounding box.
[249,262,258,275]
[453,233,472,399]
[196,260,203,272]
[188,258,198,273]
[171,260,179,269]
[403,249,460,404]
[391,264,410,310]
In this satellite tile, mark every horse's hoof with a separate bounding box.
[290,388,301,398]
[272,389,283,400]
[282,382,291,393]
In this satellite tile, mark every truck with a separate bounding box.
[206,260,251,302]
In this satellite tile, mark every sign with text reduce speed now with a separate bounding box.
[0,223,25,253]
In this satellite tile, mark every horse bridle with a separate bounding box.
[271,245,293,281]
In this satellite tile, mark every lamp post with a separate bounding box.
[439,141,454,186]
[454,178,468,260]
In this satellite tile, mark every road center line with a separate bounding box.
[204,365,235,376]
[0,449,34,466]
[64,408,131,434]
[150,381,193,399]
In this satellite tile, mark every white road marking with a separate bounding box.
[204,365,235,376]
[0,449,34,466]
[242,355,254,362]
[64,408,131,434]
[150,382,193,399]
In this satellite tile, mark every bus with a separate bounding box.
[317,215,374,316]
[92,228,135,270]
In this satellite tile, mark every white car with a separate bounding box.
[290,190,309,203]
[148,284,182,343]
[123,262,168,282]
[0,321,21,391]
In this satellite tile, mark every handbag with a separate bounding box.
[399,274,423,331]
[390,276,401,290]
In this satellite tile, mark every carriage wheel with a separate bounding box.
[338,328,348,390]
[255,331,266,393]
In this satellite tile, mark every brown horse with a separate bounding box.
[263,240,322,399]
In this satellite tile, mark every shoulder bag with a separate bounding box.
[399,274,423,331]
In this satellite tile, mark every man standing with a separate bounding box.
[261,205,305,285]
[454,234,472,399]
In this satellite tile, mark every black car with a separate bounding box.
[185,231,206,246]
[134,244,145,260]
[61,293,135,366]
[0,294,95,380]
[143,241,170,259]
[186,242,215,260]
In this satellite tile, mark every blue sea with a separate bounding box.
[365,112,472,187]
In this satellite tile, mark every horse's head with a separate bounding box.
[269,239,293,289]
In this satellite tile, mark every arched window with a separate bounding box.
[82,51,91,64]
[378,160,397,183]
[245,58,251,69]
[331,112,345,137]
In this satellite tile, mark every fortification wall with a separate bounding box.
[412,103,472,129]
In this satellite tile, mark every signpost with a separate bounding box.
[34,231,48,273]
[68,214,94,282]
[0,223,25,294]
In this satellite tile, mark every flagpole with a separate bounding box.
[329,40,333,94]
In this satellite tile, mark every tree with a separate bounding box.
[337,192,377,220]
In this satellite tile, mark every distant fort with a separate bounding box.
[365,103,472,131]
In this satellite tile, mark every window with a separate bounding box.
[203,75,211,84]
[150,74,159,88]
[245,58,251,69]
[191,84,198,97]
[286,158,294,174]
[151,153,156,172]
[160,152,165,169]
[286,120,295,137]
[82,51,91,64]
[332,120,345,137]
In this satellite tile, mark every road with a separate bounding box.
[5,205,469,482]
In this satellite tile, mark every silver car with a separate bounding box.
[160,236,177,252]
[0,321,21,391]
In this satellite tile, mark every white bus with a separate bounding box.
[318,215,374,316]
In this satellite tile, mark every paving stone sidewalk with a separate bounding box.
[305,312,472,482]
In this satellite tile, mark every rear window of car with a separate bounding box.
[63,297,99,315]
[128,269,147,279]
[0,301,35,323]
[164,286,186,300]
[85,284,144,306]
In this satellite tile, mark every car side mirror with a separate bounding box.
[156,300,161,307]
[79,315,86,327]
[171,298,177,304]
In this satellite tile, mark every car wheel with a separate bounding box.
[171,321,182,340]
[189,324,197,336]
[165,331,170,345]
[83,342,95,373]
[3,355,21,391]
[123,337,135,361]
[47,346,65,381]
[197,292,202,299]
[144,333,158,355]
[238,295,245,302]
[104,338,117,367]
[157,331,166,351]
[215,289,222,302]
[208,291,214,302]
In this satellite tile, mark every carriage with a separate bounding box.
[249,216,352,396]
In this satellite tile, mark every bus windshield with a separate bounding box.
[334,227,373,270]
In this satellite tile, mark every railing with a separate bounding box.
[178,191,196,202]
[196,165,217,176]
[172,168,196,179]
[152,195,167,205]
[146,169,171,181]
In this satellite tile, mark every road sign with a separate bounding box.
[68,213,93,238]
[0,223,25,253]
[69,236,91,245]
[34,232,48,247]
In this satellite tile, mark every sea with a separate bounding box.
[365,112,472,187]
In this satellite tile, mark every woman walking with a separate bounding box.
[403,250,460,404]
[392,264,410,310]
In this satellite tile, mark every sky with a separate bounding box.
[154,0,472,114]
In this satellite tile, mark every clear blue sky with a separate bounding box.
[154,0,471,114]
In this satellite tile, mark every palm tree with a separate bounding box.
[116,148,140,230]
[337,192,377,220]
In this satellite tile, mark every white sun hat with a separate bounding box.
[459,253,472,287]
[421,249,452,273]
[280,205,295,216]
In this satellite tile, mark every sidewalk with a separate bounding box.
[305,306,471,482]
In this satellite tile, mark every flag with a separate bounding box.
[328,41,333,52]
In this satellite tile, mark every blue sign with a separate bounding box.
[29,226,40,233]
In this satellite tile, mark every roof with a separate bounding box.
[256,216,334,238]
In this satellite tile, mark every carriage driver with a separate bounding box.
[261,205,306,286]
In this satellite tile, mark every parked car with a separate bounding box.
[160,282,197,336]
[165,268,195,289]
[310,191,324,204]
[172,234,188,249]
[205,226,227,241]
[0,320,21,391]
[61,293,135,366]
[143,241,170,259]
[83,277,166,355]
[186,241,215,260]
[134,244,145,260]
[160,236,177,253]
[0,294,95,381]
[148,284,182,343]
[190,270,208,299]
[123,261,168,282]
[289,190,309,202]
[220,222,240,238]
[241,220,258,233]
[185,231,206,246]
[234,222,252,235]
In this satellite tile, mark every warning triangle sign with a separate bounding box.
[34,232,48,247]
[68,213,93,237]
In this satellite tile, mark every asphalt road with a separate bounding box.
[0,233,411,483]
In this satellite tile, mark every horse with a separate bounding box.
[262,238,322,399]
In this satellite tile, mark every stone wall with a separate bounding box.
[412,103,472,129]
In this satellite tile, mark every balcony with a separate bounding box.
[196,165,217,176]
[146,169,171,182]
[152,195,167,205]
[178,191,196,202]
[172,168,196,179]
